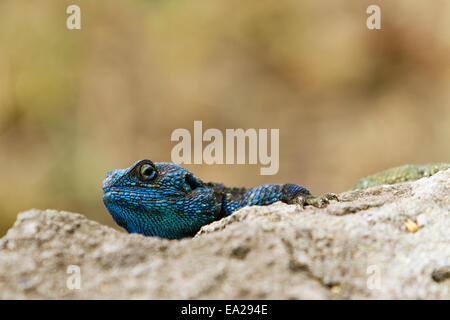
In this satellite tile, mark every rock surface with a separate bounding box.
[0,169,449,299]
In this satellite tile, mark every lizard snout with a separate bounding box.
[102,169,126,191]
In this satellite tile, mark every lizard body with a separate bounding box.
[353,163,449,190]
[102,159,337,239]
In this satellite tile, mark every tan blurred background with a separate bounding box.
[0,0,449,235]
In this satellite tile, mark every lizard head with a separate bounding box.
[102,159,221,239]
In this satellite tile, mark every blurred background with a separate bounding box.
[0,0,449,235]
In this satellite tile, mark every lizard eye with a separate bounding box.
[139,164,156,181]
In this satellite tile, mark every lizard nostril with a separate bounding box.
[102,169,126,191]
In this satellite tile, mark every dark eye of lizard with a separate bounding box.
[139,164,157,181]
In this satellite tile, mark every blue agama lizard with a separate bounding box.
[102,159,338,239]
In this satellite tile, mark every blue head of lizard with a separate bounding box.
[102,159,221,239]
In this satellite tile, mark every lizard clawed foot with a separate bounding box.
[293,192,339,208]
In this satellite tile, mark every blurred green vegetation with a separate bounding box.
[0,1,449,235]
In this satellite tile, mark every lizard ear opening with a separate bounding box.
[185,173,202,191]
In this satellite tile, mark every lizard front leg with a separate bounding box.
[288,192,339,208]
[215,183,339,216]
[280,184,338,208]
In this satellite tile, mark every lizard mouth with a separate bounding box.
[102,186,136,204]
[102,188,117,204]
[102,173,127,204]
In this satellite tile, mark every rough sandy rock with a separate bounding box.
[0,169,449,299]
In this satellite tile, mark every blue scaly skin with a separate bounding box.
[102,159,338,239]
